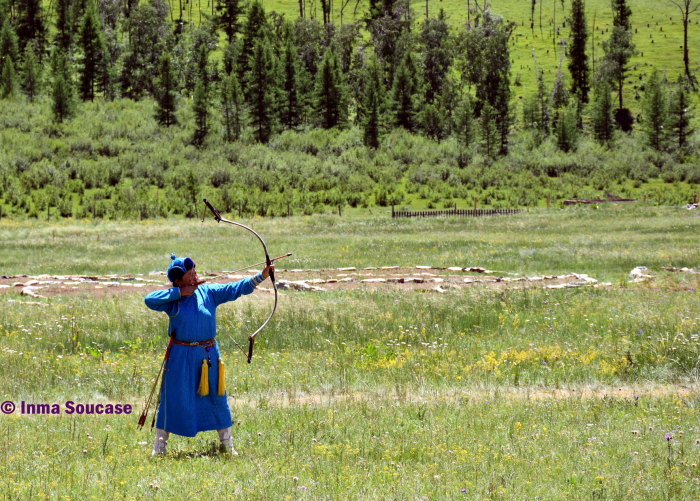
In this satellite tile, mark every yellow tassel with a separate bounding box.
[218,357,225,396]
[198,358,209,396]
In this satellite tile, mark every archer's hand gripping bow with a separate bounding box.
[202,198,278,363]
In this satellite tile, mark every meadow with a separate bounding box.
[1,206,700,498]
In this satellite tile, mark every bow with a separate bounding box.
[201,198,277,363]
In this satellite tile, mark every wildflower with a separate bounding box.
[631,430,639,435]
[461,489,467,493]
[293,477,299,482]
[638,329,643,334]
[666,434,672,441]
[300,486,307,490]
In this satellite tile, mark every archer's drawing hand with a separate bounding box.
[262,264,275,279]
[180,280,206,297]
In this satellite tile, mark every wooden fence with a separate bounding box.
[392,207,522,218]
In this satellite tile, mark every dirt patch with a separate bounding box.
[0,267,612,301]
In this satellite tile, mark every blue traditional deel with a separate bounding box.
[144,258,266,437]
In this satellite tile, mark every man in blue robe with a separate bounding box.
[145,254,274,455]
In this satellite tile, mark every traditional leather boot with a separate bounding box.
[217,427,238,455]
[152,428,170,455]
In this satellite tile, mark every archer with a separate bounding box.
[142,253,274,455]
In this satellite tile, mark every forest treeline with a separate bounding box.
[0,0,698,219]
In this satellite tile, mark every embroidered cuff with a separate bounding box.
[249,272,265,288]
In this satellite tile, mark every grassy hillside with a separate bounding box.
[167,0,699,111]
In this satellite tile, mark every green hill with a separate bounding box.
[168,0,698,111]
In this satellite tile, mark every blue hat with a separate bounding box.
[167,253,195,283]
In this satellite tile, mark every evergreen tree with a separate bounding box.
[554,101,580,152]
[362,59,384,148]
[246,37,276,143]
[566,0,589,103]
[237,1,268,87]
[0,19,19,64]
[20,43,40,100]
[668,78,695,150]
[480,103,498,158]
[15,0,46,52]
[640,70,667,151]
[611,0,632,30]
[54,0,72,50]
[314,47,346,129]
[454,95,474,148]
[421,10,451,103]
[389,50,419,131]
[216,0,242,44]
[601,27,637,110]
[221,71,243,142]
[494,77,513,155]
[76,1,102,101]
[96,43,116,101]
[221,41,238,76]
[590,82,614,144]
[421,103,444,141]
[279,35,300,130]
[192,80,209,145]
[154,52,178,127]
[51,73,73,122]
[0,56,16,98]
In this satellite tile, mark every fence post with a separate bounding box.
[643,193,647,203]
[338,205,341,217]
[546,195,550,209]
[47,204,50,222]
[287,202,290,217]
[392,204,395,218]
[239,201,242,218]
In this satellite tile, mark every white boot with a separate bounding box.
[152,429,170,456]
[217,427,238,455]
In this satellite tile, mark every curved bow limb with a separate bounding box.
[202,198,278,363]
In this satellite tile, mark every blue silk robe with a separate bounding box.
[144,274,265,437]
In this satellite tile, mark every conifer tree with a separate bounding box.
[389,51,418,131]
[192,80,209,145]
[640,70,667,151]
[246,37,276,142]
[221,41,238,77]
[51,51,74,122]
[237,1,268,87]
[15,0,46,52]
[0,56,16,98]
[362,59,384,148]
[51,73,73,122]
[314,47,346,129]
[668,78,695,150]
[216,0,242,44]
[96,43,116,101]
[155,52,178,126]
[554,101,580,152]
[20,43,40,100]
[54,0,72,50]
[0,19,19,64]
[280,35,300,130]
[76,1,102,101]
[221,71,243,142]
[590,82,614,144]
[480,102,498,158]
[567,0,589,103]
[421,103,444,141]
[454,95,474,148]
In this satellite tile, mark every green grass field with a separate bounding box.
[1,207,700,498]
